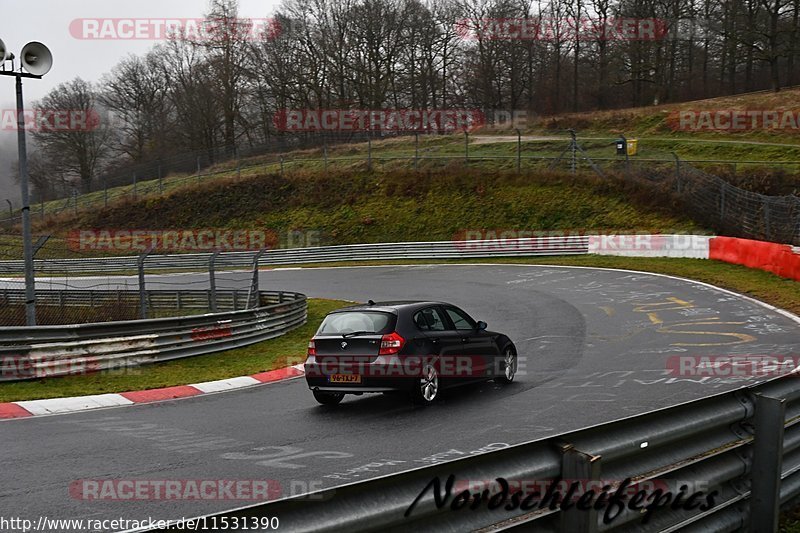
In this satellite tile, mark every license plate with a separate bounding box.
[329,374,362,384]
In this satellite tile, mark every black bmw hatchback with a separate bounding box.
[304,301,517,406]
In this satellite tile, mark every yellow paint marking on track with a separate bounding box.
[657,321,757,346]
[633,297,695,313]
[647,312,663,325]
[599,306,615,317]
[632,295,758,346]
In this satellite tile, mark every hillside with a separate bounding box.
[38,169,702,251]
[523,86,800,141]
[13,87,798,229]
[6,88,800,253]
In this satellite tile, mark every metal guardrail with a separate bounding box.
[0,290,307,380]
[0,288,256,311]
[151,374,800,533]
[0,237,590,274]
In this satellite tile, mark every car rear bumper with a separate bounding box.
[309,385,400,393]
[304,354,431,393]
[304,353,500,393]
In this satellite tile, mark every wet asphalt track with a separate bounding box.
[2,264,799,529]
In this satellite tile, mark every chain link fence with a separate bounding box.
[0,234,264,326]
[672,163,800,245]
[2,132,798,250]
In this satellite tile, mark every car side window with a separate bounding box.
[445,307,476,330]
[414,307,448,331]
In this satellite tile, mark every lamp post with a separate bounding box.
[0,39,53,326]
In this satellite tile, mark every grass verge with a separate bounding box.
[0,298,351,403]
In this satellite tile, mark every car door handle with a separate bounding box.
[430,338,439,344]
[460,337,469,343]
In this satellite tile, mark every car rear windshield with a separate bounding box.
[316,311,395,336]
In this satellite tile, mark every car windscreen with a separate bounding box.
[316,311,395,336]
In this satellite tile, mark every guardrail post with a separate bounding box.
[464,130,469,167]
[137,246,153,319]
[672,152,681,193]
[571,130,577,175]
[414,133,419,170]
[133,172,137,200]
[209,251,220,313]
[750,393,786,533]
[623,134,630,175]
[280,157,284,176]
[559,442,601,533]
[516,128,521,173]
[247,249,267,308]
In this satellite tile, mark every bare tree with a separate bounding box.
[100,52,174,162]
[31,78,111,193]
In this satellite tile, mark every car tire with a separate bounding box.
[411,363,440,406]
[496,345,517,384]
[313,390,345,405]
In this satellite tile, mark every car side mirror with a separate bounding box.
[476,320,487,331]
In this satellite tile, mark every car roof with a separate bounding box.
[330,301,451,314]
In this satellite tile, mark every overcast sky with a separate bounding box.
[1,0,282,103]
[0,0,282,204]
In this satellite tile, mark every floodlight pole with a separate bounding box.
[1,70,42,325]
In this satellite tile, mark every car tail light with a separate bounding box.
[379,332,405,355]
[307,339,316,356]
